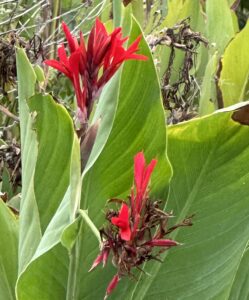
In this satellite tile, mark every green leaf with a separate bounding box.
[16,48,41,273]
[229,246,249,300]
[17,244,68,300]
[0,201,18,300]
[132,0,144,28]
[199,52,218,116]
[160,0,203,29]
[16,133,81,300]
[28,94,74,232]
[33,65,45,82]
[206,0,235,54]
[120,103,249,299]
[76,17,171,300]
[1,168,13,199]
[219,20,249,106]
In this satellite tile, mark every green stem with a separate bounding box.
[66,221,83,300]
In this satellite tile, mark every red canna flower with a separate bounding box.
[44,18,147,123]
[111,203,131,241]
[89,151,193,299]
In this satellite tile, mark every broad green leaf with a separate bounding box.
[77,18,171,300]
[199,53,218,116]
[28,94,74,232]
[17,244,68,300]
[206,0,235,54]
[132,0,144,28]
[120,104,249,299]
[219,20,249,106]
[16,133,81,300]
[16,48,41,273]
[160,0,203,29]
[229,246,249,299]
[0,201,18,300]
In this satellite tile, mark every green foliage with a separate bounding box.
[16,48,41,273]
[28,94,74,232]
[1,2,249,300]
[13,15,171,300]
[229,246,249,299]
[220,20,249,106]
[111,105,249,299]
[0,201,18,300]
[206,0,236,54]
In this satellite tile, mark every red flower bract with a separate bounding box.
[111,203,131,241]
[131,152,157,239]
[89,151,193,299]
[44,18,147,123]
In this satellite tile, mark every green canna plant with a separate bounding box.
[1,2,249,300]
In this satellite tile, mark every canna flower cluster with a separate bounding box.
[90,152,193,299]
[44,19,147,123]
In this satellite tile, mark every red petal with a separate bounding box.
[44,59,72,79]
[120,226,131,241]
[88,253,104,272]
[141,158,157,196]
[111,204,131,241]
[123,53,148,61]
[62,21,78,53]
[102,248,110,267]
[111,204,130,229]
[57,45,68,64]
[104,274,120,300]
[118,203,129,224]
[134,152,146,194]
[146,239,179,247]
[127,35,141,53]
[69,51,85,112]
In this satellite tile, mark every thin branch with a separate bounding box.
[0,0,47,26]
[0,0,17,5]
[0,104,19,122]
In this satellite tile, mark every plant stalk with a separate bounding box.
[66,221,83,300]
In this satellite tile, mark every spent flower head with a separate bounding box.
[89,151,193,299]
[44,18,147,123]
